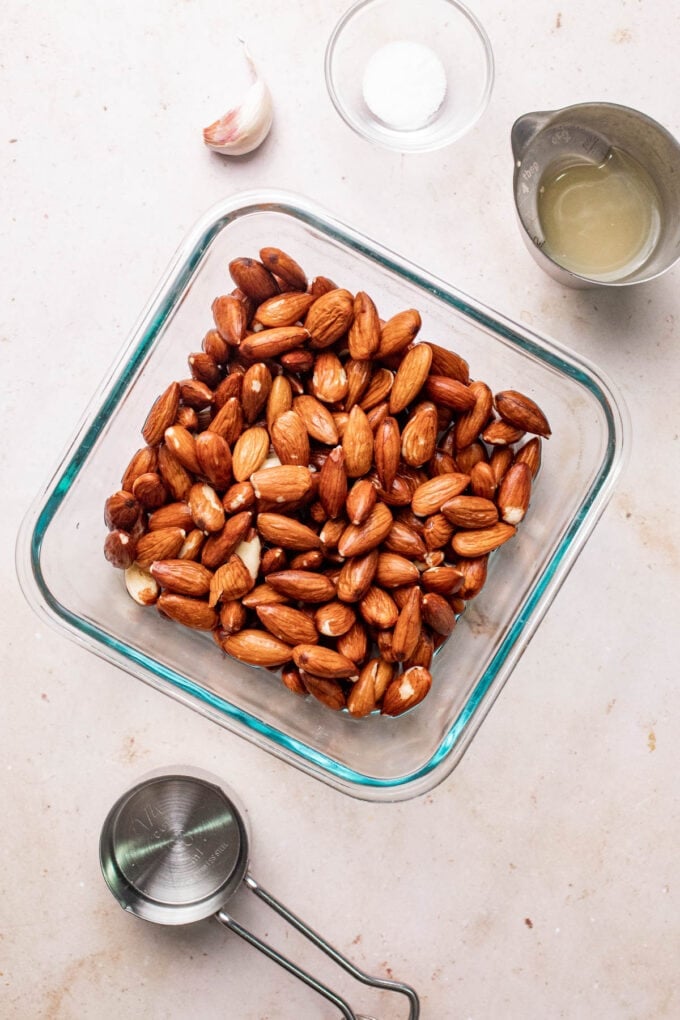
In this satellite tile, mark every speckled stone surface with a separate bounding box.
[2,2,679,1017]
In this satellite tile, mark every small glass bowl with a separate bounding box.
[17,191,627,802]
[325,0,494,152]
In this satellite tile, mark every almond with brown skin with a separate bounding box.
[256,513,321,551]
[232,426,270,481]
[342,406,374,478]
[377,308,421,359]
[374,415,401,492]
[241,582,289,608]
[452,522,516,557]
[195,431,233,490]
[336,548,380,602]
[453,380,493,450]
[135,527,186,569]
[441,495,498,529]
[142,382,181,446]
[336,619,369,662]
[453,441,486,474]
[359,586,399,629]
[222,480,256,514]
[319,516,346,550]
[469,461,497,500]
[239,363,272,424]
[164,425,201,474]
[222,629,293,668]
[270,409,310,466]
[293,395,339,445]
[383,520,427,559]
[132,471,167,509]
[219,600,247,635]
[229,257,279,304]
[389,343,433,414]
[202,328,229,364]
[375,552,419,588]
[188,350,221,389]
[292,644,358,679]
[310,354,347,407]
[381,666,432,716]
[410,473,471,516]
[104,491,141,531]
[121,446,158,492]
[404,630,435,670]
[212,295,248,345]
[239,325,309,361]
[337,502,392,558]
[201,511,253,569]
[358,368,393,412]
[208,396,243,446]
[481,419,526,446]
[428,343,470,383]
[401,402,438,467]
[265,570,337,603]
[495,389,551,438]
[348,291,380,360]
[454,555,488,599]
[104,529,137,569]
[280,664,307,697]
[266,375,293,432]
[254,292,315,328]
[424,375,477,413]
[422,592,456,635]
[305,288,354,348]
[347,668,379,717]
[150,559,213,597]
[422,512,454,550]
[391,586,422,662]
[346,478,377,525]
[251,465,313,504]
[489,446,514,487]
[179,379,214,410]
[290,549,324,571]
[157,593,217,631]
[255,604,319,646]
[178,529,205,561]
[209,554,255,605]
[259,246,307,290]
[513,436,542,477]
[300,672,346,711]
[421,565,464,596]
[313,601,356,638]
[188,483,225,533]
[496,462,532,524]
[309,275,337,296]
[318,446,348,520]
[280,349,315,373]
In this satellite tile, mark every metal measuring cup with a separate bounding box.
[511,101,680,287]
[100,768,420,1020]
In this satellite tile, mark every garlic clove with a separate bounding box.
[203,41,273,157]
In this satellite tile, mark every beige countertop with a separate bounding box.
[2,1,679,1017]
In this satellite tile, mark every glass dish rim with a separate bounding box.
[324,0,495,153]
[16,188,629,801]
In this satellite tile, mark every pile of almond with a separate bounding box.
[103,246,551,718]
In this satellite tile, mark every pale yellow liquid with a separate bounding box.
[537,146,662,281]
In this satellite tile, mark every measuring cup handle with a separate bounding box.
[215,908,358,1020]
[245,873,420,1020]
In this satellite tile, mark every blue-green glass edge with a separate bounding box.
[23,192,625,796]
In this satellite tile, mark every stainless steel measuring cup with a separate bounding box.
[100,767,420,1020]
[511,101,680,287]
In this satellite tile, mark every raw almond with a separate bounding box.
[270,409,310,466]
[342,406,374,478]
[142,382,180,446]
[454,380,493,450]
[391,586,422,662]
[469,461,497,500]
[256,513,321,550]
[228,257,280,304]
[421,592,456,636]
[421,565,464,596]
[400,402,438,467]
[336,548,380,602]
[259,247,308,291]
[150,559,213,596]
[195,431,233,490]
[451,522,516,557]
[381,666,432,716]
[422,513,454,550]
[359,586,399,629]
[232,426,270,481]
[495,389,551,437]
[337,502,392,558]
[411,473,471,516]
[346,478,377,525]
[375,552,419,588]
[208,396,243,446]
[374,416,401,491]
[241,362,272,423]
[292,644,358,679]
[300,672,346,710]
[441,495,498,529]
[389,344,432,413]
[454,555,489,599]
[513,436,542,477]
[135,527,186,568]
[201,511,253,569]
[239,325,309,360]
[209,554,255,605]
[104,490,141,531]
[305,288,354,348]
[359,368,394,412]
[132,472,167,509]
[336,620,369,662]
[293,395,339,445]
[313,601,356,638]
[318,445,348,520]
[251,465,313,504]
[157,593,217,631]
[496,462,532,524]
[254,293,315,328]
[481,419,526,446]
[256,604,319,646]
[428,343,470,383]
[212,295,248,345]
[377,309,421,359]
[222,629,293,668]
[188,482,225,533]
[384,520,427,559]
[348,291,380,360]
[265,570,336,603]
[266,375,293,431]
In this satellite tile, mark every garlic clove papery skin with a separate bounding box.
[203,45,273,156]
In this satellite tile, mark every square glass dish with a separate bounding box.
[17,190,628,801]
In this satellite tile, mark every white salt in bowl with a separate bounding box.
[325,0,494,152]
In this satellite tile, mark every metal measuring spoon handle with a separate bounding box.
[215,872,419,1020]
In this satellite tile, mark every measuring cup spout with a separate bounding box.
[511,110,553,163]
